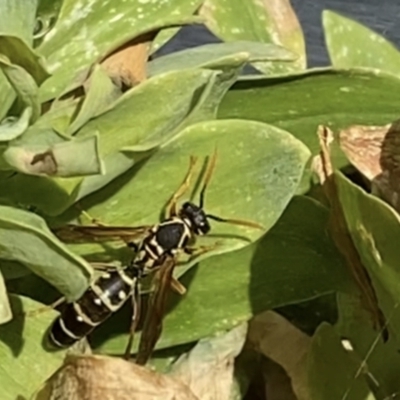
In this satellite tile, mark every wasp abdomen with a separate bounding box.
[49,269,136,348]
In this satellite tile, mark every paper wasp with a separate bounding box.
[51,150,263,364]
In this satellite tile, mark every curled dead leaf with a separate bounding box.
[247,311,311,400]
[339,120,400,213]
[34,354,198,400]
[170,324,248,400]
[101,32,156,89]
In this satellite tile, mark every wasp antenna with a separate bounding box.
[199,148,218,208]
[207,214,264,230]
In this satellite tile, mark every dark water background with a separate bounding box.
[158,0,400,67]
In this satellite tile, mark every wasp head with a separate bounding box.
[180,201,211,235]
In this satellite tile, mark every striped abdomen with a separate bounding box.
[49,267,137,348]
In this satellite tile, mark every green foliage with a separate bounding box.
[1,1,400,399]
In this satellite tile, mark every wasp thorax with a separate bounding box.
[180,202,211,235]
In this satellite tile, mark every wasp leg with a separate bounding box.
[90,262,121,272]
[75,203,105,226]
[166,156,198,218]
[75,203,140,250]
[127,241,139,252]
[124,278,141,360]
[170,277,186,295]
[28,296,66,317]
[184,242,221,261]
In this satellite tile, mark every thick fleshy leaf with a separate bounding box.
[0,0,49,87]
[307,323,375,400]
[66,64,120,135]
[0,107,32,142]
[91,196,351,354]
[148,54,250,134]
[199,0,305,74]
[0,205,92,300]
[335,172,400,339]
[0,270,12,324]
[0,72,15,121]
[0,295,67,400]
[218,68,400,192]
[72,68,217,203]
[148,41,295,76]
[0,55,40,122]
[4,134,103,177]
[0,36,49,85]
[33,0,63,45]
[1,69,214,215]
[74,68,215,153]
[0,260,31,281]
[57,119,310,262]
[37,0,209,101]
[0,0,37,46]
[323,10,400,76]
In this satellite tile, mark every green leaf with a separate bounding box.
[0,107,32,142]
[71,68,217,205]
[66,64,120,135]
[148,41,295,76]
[58,119,310,262]
[92,196,351,354]
[37,0,211,101]
[34,0,63,45]
[0,0,37,46]
[218,68,400,193]
[199,0,306,74]
[0,36,49,85]
[4,134,103,177]
[0,71,15,121]
[336,292,400,399]
[0,55,40,122]
[0,270,12,324]
[0,295,67,400]
[307,323,375,400]
[323,10,400,76]
[76,67,212,152]
[0,260,31,281]
[0,205,92,301]
[335,172,400,339]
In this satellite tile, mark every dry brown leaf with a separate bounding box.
[313,125,387,341]
[101,32,156,89]
[247,311,311,400]
[170,323,248,400]
[339,121,400,213]
[33,354,198,400]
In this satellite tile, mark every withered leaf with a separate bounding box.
[313,125,388,341]
[339,121,400,213]
[101,32,156,90]
[34,354,198,400]
[247,311,311,400]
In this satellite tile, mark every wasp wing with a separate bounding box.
[135,256,176,365]
[53,224,152,243]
